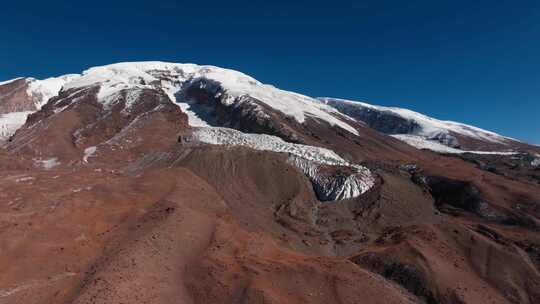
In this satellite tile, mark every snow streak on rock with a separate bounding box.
[392,134,517,155]
[190,127,375,201]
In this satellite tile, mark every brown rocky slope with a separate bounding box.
[0,62,539,304]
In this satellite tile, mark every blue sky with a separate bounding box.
[1,0,539,143]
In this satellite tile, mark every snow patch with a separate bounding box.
[123,88,144,111]
[72,186,92,193]
[83,146,97,163]
[392,134,517,155]
[15,176,34,183]
[0,111,33,141]
[34,158,60,170]
[100,88,146,113]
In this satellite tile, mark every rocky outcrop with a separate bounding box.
[426,131,460,148]
[351,252,439,304]
[412,174,503,219]
[0,78,37,114]
[457,152,540,185]
[321,97,420,134]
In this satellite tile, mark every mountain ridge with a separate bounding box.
[0,61,533,153]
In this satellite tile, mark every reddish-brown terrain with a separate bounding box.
[1,62,539,304]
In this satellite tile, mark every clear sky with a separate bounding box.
[1,0,539,143]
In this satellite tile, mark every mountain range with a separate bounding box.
[1,62,539,304]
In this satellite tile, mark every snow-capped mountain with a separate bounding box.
[317,97,532,154]
[1,62,380,201]
[1,61,535,156]
[2,61,540,304]
[62,62,358,134]
[2,61,536,159]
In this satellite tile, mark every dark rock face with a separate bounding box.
[321,99,420,134]
[351,252,439,304]
[409,173,539,229]
[180,78,304,143]
[410,174,507,221]
[419,176,485,212]
[457,152,540,184]
[427,131,460,148]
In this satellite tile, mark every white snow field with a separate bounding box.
[63,62,359,134]
[26,75,80,108]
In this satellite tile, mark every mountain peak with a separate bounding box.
[59,61,359,134]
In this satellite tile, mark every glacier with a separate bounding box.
[188,127,375,201]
